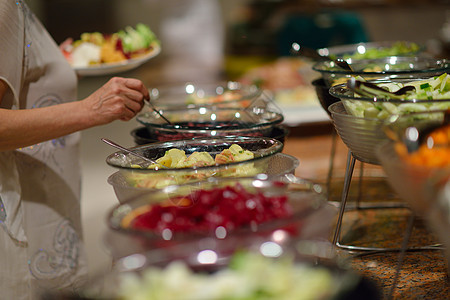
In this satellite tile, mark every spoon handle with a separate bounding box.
[146,100,173,125]
[101,138,162,167]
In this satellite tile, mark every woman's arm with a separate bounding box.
[0,77,148,151]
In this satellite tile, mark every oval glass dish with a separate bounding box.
[104,175,337,258]
[105,136,284,192]
[136,106,284,141]
[313,56,450,87]
[130,124,290,146]
[108,153,299,203]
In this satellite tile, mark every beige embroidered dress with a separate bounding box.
[0,1,88,298]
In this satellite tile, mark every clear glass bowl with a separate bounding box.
[425,171,450,275]
[148,81,262,109]
[130,124,290,145]
[313,56,450,87]
[108,153,299,203]
[136,106,284,141]
[105,136,284,194]
[104,175,337,258]
[43,233,379,300]
[317,40,423,60]
[328,101,386,164]
[329,77,450,120]
[376,109,450,214]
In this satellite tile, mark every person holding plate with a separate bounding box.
[0,1,150,298]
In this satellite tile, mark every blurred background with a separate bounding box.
[25,0,450,276]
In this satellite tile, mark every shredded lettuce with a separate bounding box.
[344,73,450,119]
[117,23,159,53]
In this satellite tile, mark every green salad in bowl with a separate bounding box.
[318,40,422,61]
[329,73,450,119]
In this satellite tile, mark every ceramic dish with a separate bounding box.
[73,43,160,76]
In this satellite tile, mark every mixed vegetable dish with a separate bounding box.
[60,23,159,67]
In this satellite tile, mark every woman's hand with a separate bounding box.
[82,77,149,124]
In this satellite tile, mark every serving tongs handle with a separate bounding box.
[347,78,416,99]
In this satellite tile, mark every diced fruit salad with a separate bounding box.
[344,73,450,119]
[60,23,159,67]
[117,251,352,300]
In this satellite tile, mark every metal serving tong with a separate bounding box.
[347,77,416,99]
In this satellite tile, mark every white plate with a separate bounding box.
[73,43,161,76]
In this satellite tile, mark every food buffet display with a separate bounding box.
[53,17,450,297]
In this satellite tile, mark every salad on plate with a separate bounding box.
[60,23,160,70]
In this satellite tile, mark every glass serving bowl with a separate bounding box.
[136,106,284,141]
[130,124,290,145]
[375,109,450,214]
[328,101,386,164]
[425,171,450,275]
[43,233,380,300]
[317,40,423,60]
[148,81,262,109]
[313,56,450,88]
[104,175,338,259]
[108,153,299,204]
[329,77,450,120]
[105,136,284,197]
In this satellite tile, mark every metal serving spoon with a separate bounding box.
[101,138,166,168]
[290,42,354,71]
[145,99,173,125]
[347,78,416,99]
